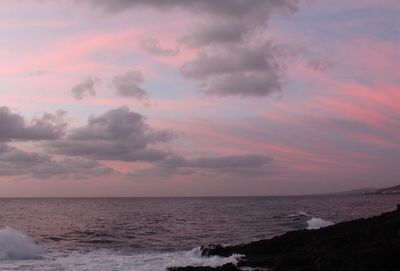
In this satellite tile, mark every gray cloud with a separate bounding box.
[0,104,276,180]
[202,73,281,97]
[71,77,99,100]
[0,144,48,165]
[181,44,282,96]
[0,106,66,142]
[47,106,173,162]
[84,0,301,98]
[182,44,278,78]
[31,158,113,179]
[178,21,249,47]
[112,71,147,99]
[140,37,179,56]
[88,0,298,21]
[0,143,112,179]
[130,153,275,177]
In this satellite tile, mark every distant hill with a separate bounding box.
[331,185,400,196]
[336,187,378,195]
[366,184,400,195]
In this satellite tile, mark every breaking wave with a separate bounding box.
[306,217,334,230]
[0,227,45,261]
[0,247,242,271]
[288,211,334,230]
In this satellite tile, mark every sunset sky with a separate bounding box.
[1,0,399,197]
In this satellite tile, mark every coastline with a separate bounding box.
[169,205,400,271]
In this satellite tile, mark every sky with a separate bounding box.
[0,0,399,197]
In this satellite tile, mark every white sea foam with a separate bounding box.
[0,227,241,270]
[0,247,242,271]
[0,227,45,261]
[306,217,334,230]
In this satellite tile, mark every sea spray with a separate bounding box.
[306,217,334,229]
[0,227,45,260]
[288,211,333,230]
[0,247,241,271]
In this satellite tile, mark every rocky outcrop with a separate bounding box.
[168,206,400,271]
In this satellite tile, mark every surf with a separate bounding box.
[0,227,45,261]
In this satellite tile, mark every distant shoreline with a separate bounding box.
[2,191,400,199]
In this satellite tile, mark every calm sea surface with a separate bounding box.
[0,195,399,270]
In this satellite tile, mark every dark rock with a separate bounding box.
[168,207,400,271]
[201,244,233,257]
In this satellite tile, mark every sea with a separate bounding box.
[0,194,399,271]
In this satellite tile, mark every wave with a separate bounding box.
[288,211,310,218]
[0,246,241,270]
[306,217,334,230]
[0,227,45,261]
[287,211,334,230]
[188,246,242,266]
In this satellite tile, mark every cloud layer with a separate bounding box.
[0,107,66,142]
[89,0,298,20]
[131,153,275,177]
[2,0,400,196]
[87,0,300,97]
[47,106,172,161]
[0,143,112,178]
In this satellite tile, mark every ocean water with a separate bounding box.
[0,195,399,270]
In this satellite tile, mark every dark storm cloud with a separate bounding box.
[0,143,112,178]
[71,77,99,100]
[47,106,173,161]
[130,153,275,177]
[85,0,301,97]
[112,71,147,99]
[0,106,66,142]
[140,38,179,56]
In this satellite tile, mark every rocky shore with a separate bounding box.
[168,206,400,271]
